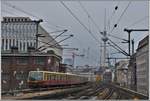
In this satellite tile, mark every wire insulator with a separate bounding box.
[114,24,117,28]
[115,6,118,10]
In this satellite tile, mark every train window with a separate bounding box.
[53,75,55,80]
[29,72,43,81]
[55,75,57,80]
[60,75,62,80]
[57,74,59,80]
[47,74,48,80]
[56,74,59,80]
[52,74,54,80]
[61,75,64,80]
[62,75,65,80]
[71,76,73,81]
[47,74,50,80]
[50,74,52,80]
[54,75,56,80]
[47,74,49,80]
[63,75,66,80]
[49,74,51,80]
[46,74,48,80]
[55,74,57,80]
[57,75,59,80]
[51,75,53,80]
[59,75,61,80]
[46,73,48,80]
[66,75,67,81]
[44,73,46,80]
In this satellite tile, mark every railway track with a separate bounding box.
[2,82,90,96]
[2,82,93,100]
[60,83,106,100]
[3,82,148,100]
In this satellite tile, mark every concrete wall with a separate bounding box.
[116,60,128,87]
[136,41,149,96]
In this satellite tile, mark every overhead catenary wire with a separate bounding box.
[108,38,129,56]
[126,16,149,28]
[2,9,19,16]
[60,1,101,44]
[78,1,102,32]
[3,2,39,19]
[3,2,64,30]
[109,1,132,34]
[107,34,128,41]
[38,30,68,49]
[107,1,120,31]
[39,35,73,51]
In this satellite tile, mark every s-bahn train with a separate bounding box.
[103,70,112,83]
[27,71,88,88]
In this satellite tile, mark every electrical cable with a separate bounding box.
[78,1,102,32]
[109,1,132,34]
[38,30,67,49]
[60,1,101,44]
[39,35,73,51]
[108,38,129,56]
[126,16,149,28]
[107,34,128,41]
[3,2,64,30]
[107,1,120,31]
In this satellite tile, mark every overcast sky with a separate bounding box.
[2,0,149,67]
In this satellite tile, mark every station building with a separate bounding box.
[1,17,63,92]
[115,60,128,87]
[136,35,149,96]
[127,53,137,91]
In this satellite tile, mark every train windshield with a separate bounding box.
[29,72,43,81]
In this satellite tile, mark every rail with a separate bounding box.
[109,83,148,100]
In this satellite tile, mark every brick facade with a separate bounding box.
[1,50,62,91]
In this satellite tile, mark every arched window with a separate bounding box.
[23,42,25,51]
[27,42,29,48]
[16,40,18,47]
[20,41,22,51]
[9,39,11,49]
[2,39,4,50]
[6,39,8,50]
[13,39,15,47]
[8,18,10,22]
[30,42,32,47]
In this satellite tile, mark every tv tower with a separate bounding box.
[100,9,108,68]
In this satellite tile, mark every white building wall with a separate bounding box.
[136,44,149,96]
[1,17,36,52]
[1,17,62,57]
[116,60,128,86]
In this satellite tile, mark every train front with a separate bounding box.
[27,71,44,88]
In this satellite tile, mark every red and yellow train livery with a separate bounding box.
[27,71,88,88]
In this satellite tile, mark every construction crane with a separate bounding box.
[63,52,84,68]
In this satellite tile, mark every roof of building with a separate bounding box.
[2,17,31,22]
[116,60,129,69]
[1,17,63,56]
[137,35,149,51]
[1,51,62,60]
